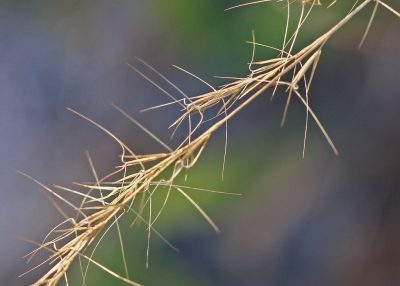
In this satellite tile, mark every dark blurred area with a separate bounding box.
[1,1,400,285]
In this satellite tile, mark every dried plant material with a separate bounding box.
[21,0,399,285]
[299,0,321,5]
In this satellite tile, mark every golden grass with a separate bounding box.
[21,0,399,285]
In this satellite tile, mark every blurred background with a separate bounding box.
[1,0,400,285]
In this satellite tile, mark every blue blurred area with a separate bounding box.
[1,1,400,285]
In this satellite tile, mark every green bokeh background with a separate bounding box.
[2,1,400,285]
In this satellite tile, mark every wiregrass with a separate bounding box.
[21,1,399,285]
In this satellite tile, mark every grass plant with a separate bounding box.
[21,1,399,285]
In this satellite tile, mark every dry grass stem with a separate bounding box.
[22,0,399,285]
